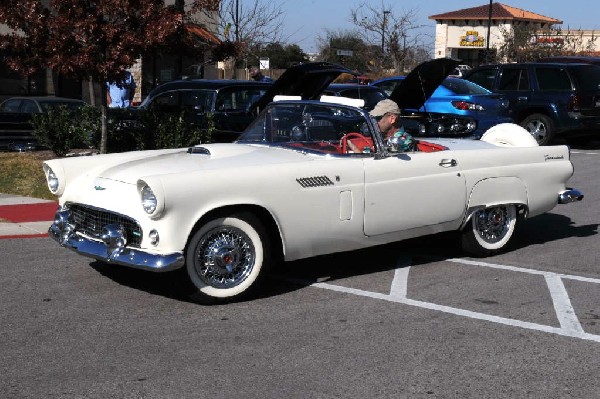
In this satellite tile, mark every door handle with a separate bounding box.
[517,96,528,101]
[439,159,457,167]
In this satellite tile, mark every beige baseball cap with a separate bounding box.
[369,99,401,117]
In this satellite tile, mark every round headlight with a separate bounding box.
[140,185,157,214]
[46,167,60,193]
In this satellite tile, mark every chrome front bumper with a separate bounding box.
[558,188,584,204]
[48,210,184,272]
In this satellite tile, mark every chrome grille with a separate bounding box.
[67,203,143,247]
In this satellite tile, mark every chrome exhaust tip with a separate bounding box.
[558,188,584,204]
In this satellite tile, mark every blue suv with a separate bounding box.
[463,63,600,144]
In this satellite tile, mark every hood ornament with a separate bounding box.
[94,185,106,191]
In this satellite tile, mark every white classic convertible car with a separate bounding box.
[44,60,583,303]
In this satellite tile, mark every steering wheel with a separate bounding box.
[340,132,373,153]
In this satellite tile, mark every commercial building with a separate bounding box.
[429,2,598,66]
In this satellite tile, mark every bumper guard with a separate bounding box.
[48,210,184,272]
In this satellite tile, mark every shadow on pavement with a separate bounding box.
[89,212,594,304]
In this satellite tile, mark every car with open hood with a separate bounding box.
[372,75,512,138]
[375,59,484,138]
[44,60,583,304]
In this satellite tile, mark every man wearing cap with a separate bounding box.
[369,99,414,152]
[369,99,402,140]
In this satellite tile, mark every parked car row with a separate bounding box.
[111,57,600,146]
[4,56,600,150]
[109,59,480,145]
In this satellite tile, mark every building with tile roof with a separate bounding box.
[429,2,598,66]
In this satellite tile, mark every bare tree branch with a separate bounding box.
[349,1,427,73]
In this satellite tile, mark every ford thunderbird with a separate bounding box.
[44,61,583,303]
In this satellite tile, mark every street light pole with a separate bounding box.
[486,0,493,63]
[382,10,390,54]
[235,0,240,43]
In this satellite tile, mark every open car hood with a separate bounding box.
[389,58,459,110]
[253,62,354,111]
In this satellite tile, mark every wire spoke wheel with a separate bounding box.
[184,214,269,303]
[194,227,255,289]
[473,207,512,244]
[461,205,517,257]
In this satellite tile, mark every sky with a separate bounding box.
[279,0,600,53]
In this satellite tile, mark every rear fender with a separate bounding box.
[462,177,528,228]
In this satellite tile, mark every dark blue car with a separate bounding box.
[372,76,512,137]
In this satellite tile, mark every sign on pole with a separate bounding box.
[336,49,353,57]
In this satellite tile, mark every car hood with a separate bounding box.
[253,62,354,111]
[389,58,459,110]
[93,144,315,184]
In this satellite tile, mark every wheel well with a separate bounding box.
[517,108,555,124]
[185,204,284,264]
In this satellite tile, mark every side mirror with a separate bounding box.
[387,136,401,153]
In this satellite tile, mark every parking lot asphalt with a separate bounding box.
[0,194,56,239]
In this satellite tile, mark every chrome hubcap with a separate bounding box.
[194,227,255,288]
[474,207,510,243]
[525,120,547,142]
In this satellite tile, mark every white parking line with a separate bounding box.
[389,256,411,299]
[544,274,584,334]
[298,256,600,344]
[446,258,600,284]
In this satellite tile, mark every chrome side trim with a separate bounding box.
[49,212,184,272]
[558,188,584,204]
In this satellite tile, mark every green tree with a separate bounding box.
[317,30,371,72]
[495,24,599,62]
[32,105,100,157]
[248,42,309,69]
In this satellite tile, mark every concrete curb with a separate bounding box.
[0,194,57,239]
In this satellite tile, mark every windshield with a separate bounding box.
[440,78,490,95]
[39,101,84,112]
[216,87,269,112]
[375,77,490,98]
[145,89,215,113]
[238,102,375,154]
[338,88,386,110]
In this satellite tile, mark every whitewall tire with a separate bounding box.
[183,213,269,303]
[461,205,518,257]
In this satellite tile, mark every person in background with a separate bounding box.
[106,71,136,108]
[249,67,273,82]
[369,99,414,151]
